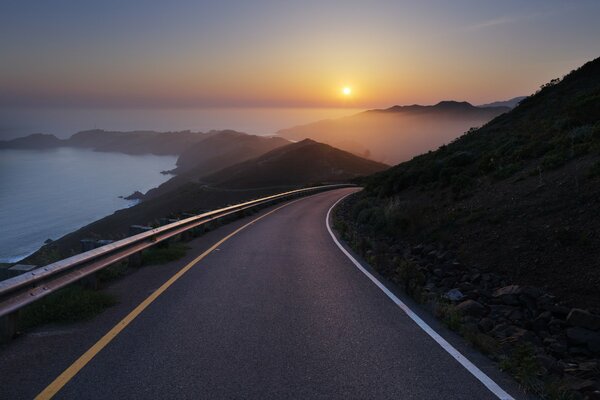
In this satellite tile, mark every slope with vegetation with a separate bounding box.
[335,57,600,398]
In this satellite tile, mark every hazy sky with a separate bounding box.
[1,0,599,109]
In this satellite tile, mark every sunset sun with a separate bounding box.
[342,87,352,96]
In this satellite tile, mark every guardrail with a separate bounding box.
[0,184,353,340]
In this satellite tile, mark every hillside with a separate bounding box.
[202,139,389,188]
[142,131,290,199]
[277,101,508,165]
[173,130,289,173]
[339,57,600,308]
[0,133,63,149]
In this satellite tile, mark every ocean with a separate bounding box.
[0,148,177,263]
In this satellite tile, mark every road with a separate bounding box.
[1,188,524,399]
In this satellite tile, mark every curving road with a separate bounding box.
[1,188,524,399]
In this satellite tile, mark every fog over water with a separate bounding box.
[0,148,176,263]
[0,107,362,140]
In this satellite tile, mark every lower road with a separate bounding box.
[5,188,524,399]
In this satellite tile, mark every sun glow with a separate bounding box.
[342,87,352,96]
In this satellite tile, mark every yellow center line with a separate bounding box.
[35,197,305,399]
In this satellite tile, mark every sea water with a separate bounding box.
[0,147,176,263]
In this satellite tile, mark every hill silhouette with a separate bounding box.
[202,139,389,188]
[143,131,290,199]
[478,96,526,109]
[0,129,210,155]
[173,130,289,173]
[341,57,600,308]
[277,101,508,165]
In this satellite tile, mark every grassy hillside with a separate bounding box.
[343,56,600,308]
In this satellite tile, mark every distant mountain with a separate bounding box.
[202,139,388,188]
[143,131,290,199]
[0,133,63,149]
[66,129,210,155]
[478,96,526,109]
[174,130,289,173]
[277,101,508,165]
[0,129,210,155]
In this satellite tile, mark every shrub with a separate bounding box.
[395,259,425,297]
[588,160,600,178]
[21,286,117,329]
[542,151,568,170]
[142,243,189,265]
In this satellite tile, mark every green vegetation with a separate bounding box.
[20,286,117,329]
[98,262,129,281]
[588,159,600,178]
[394,259,425,299]
[433,301,462,331]
[498,344,541,389]
[142,243,189,265]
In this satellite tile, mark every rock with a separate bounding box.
[478,318,494,333]
[445,288,464,302]
[489,305,519,319]
[542,303,571,316]
[567,308,600,331]
[566,327,600,353]
[493,285,521,305]
[531,312,551,333]
[124,190,144,200]
[535,353,556,371]
[566,377,597,392]
[548,340,568,356]
[504,326,538,344]
[568,346,591,357]
[507,309,524,322]
[456,300,487,317]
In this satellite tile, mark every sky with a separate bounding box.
[1,0,599,110]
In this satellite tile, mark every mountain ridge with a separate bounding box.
[277,100,509,164]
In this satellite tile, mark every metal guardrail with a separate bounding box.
[0,184,352,338]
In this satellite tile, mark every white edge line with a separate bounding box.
[326,192,515,400]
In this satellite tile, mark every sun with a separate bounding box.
[342,86,352,96]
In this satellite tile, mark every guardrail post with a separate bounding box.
[159,218,180,244]
[128,225,152,267]
[80,239,99,288]
[0,311,19,342]
[180,213,196,241]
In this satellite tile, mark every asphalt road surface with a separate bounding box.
[1,188,526,399]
